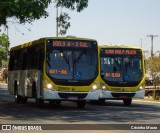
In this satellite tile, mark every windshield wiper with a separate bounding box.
[74,51,86,63]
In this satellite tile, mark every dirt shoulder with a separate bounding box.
[133,97,160,103]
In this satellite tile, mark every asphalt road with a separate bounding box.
[0,84,160,133]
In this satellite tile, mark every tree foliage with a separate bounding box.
[55,0,88,12]
[0,34,9,67]
[55,0,88,35]
[146,56,160,77]
[0,0,52,25]
[146,55,160,99]
[146,56,160,85]
[57,12,71,35]
[0,0,89,36]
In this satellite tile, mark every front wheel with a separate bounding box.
[77,101,86,109]
[22,97,28,104]
[49,100,61,107]
[32,82,44,107]
[123,98,132,106]
[98,99,106,104]
[36,98,44,107]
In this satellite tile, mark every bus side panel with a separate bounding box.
[8,69,41,98]
[8,71,12,94]
[8,70,20,95]
[19,70,26,96]
[25,70,41,98]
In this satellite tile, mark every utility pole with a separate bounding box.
[56,7,59,37]
[140,39,142,48]
[147,35,158,57]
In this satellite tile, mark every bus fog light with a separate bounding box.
[102,85,107,90]
[100,82,108,90]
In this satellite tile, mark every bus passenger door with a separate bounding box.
[19,50,27,96]
[37,45,44,98]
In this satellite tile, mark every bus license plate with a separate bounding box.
[68,96,78,100]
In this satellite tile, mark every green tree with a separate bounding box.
[0,34,9,67]
[0,0,89,36]
[0,0,52,25]
[55,0,88,35]
[146,55,160,99]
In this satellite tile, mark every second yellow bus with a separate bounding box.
[98,45,146,106]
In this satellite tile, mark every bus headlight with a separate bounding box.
[46,83,56,91]
[92,85,97,90]
[91,82,99,91]
[47,83,53,89]
[138,84,145,91]
[44,80,56,91]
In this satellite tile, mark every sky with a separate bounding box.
[1,0,160,56]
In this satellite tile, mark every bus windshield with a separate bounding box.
[46,40,98,82]
[100,48,143,85]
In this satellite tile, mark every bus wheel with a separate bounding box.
[55,101,61,106]
[50,100,61,106]
[77,100,86,109]
[36,98,44,107]
[32,82,44,107]
[15,89,22,104]
[35,92,44,107]
[123,98,132,106]
[22,97,28,104]
[49,100,55,105]
[99,99,106,104]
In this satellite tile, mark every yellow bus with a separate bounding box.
[99,45,146,106]
[8,37,99,108]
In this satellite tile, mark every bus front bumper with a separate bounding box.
[99,89,145,99]
[42,88,100,101]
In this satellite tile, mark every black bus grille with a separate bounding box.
[111,93,136,98]
[58,93,88,99]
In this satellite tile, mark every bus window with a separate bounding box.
[47,50,72,80]
[46,49,97,80]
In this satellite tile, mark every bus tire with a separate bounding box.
[32,81,37,98]
[55,101,61,106]
[123,98,132,106]
[99,99,106,104]
[49,100,61,105]
[15,89,22,104]
[36,98,44,107]
[49,100,55,105]
[77,100,86,109]
[22,97,28,104]
[32,82,44,107]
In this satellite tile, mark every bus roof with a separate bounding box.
[10,37,98,51]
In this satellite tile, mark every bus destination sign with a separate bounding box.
[101,48,142,55]
[49,40,95,48]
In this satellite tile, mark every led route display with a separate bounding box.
[49,69,68,75]
[48,40,96,48]
[101,48,142,55]
[105,73,121,78]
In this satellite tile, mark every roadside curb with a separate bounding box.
[133,99,160,103]
[0,83,8,89]
[0,83,7,85]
